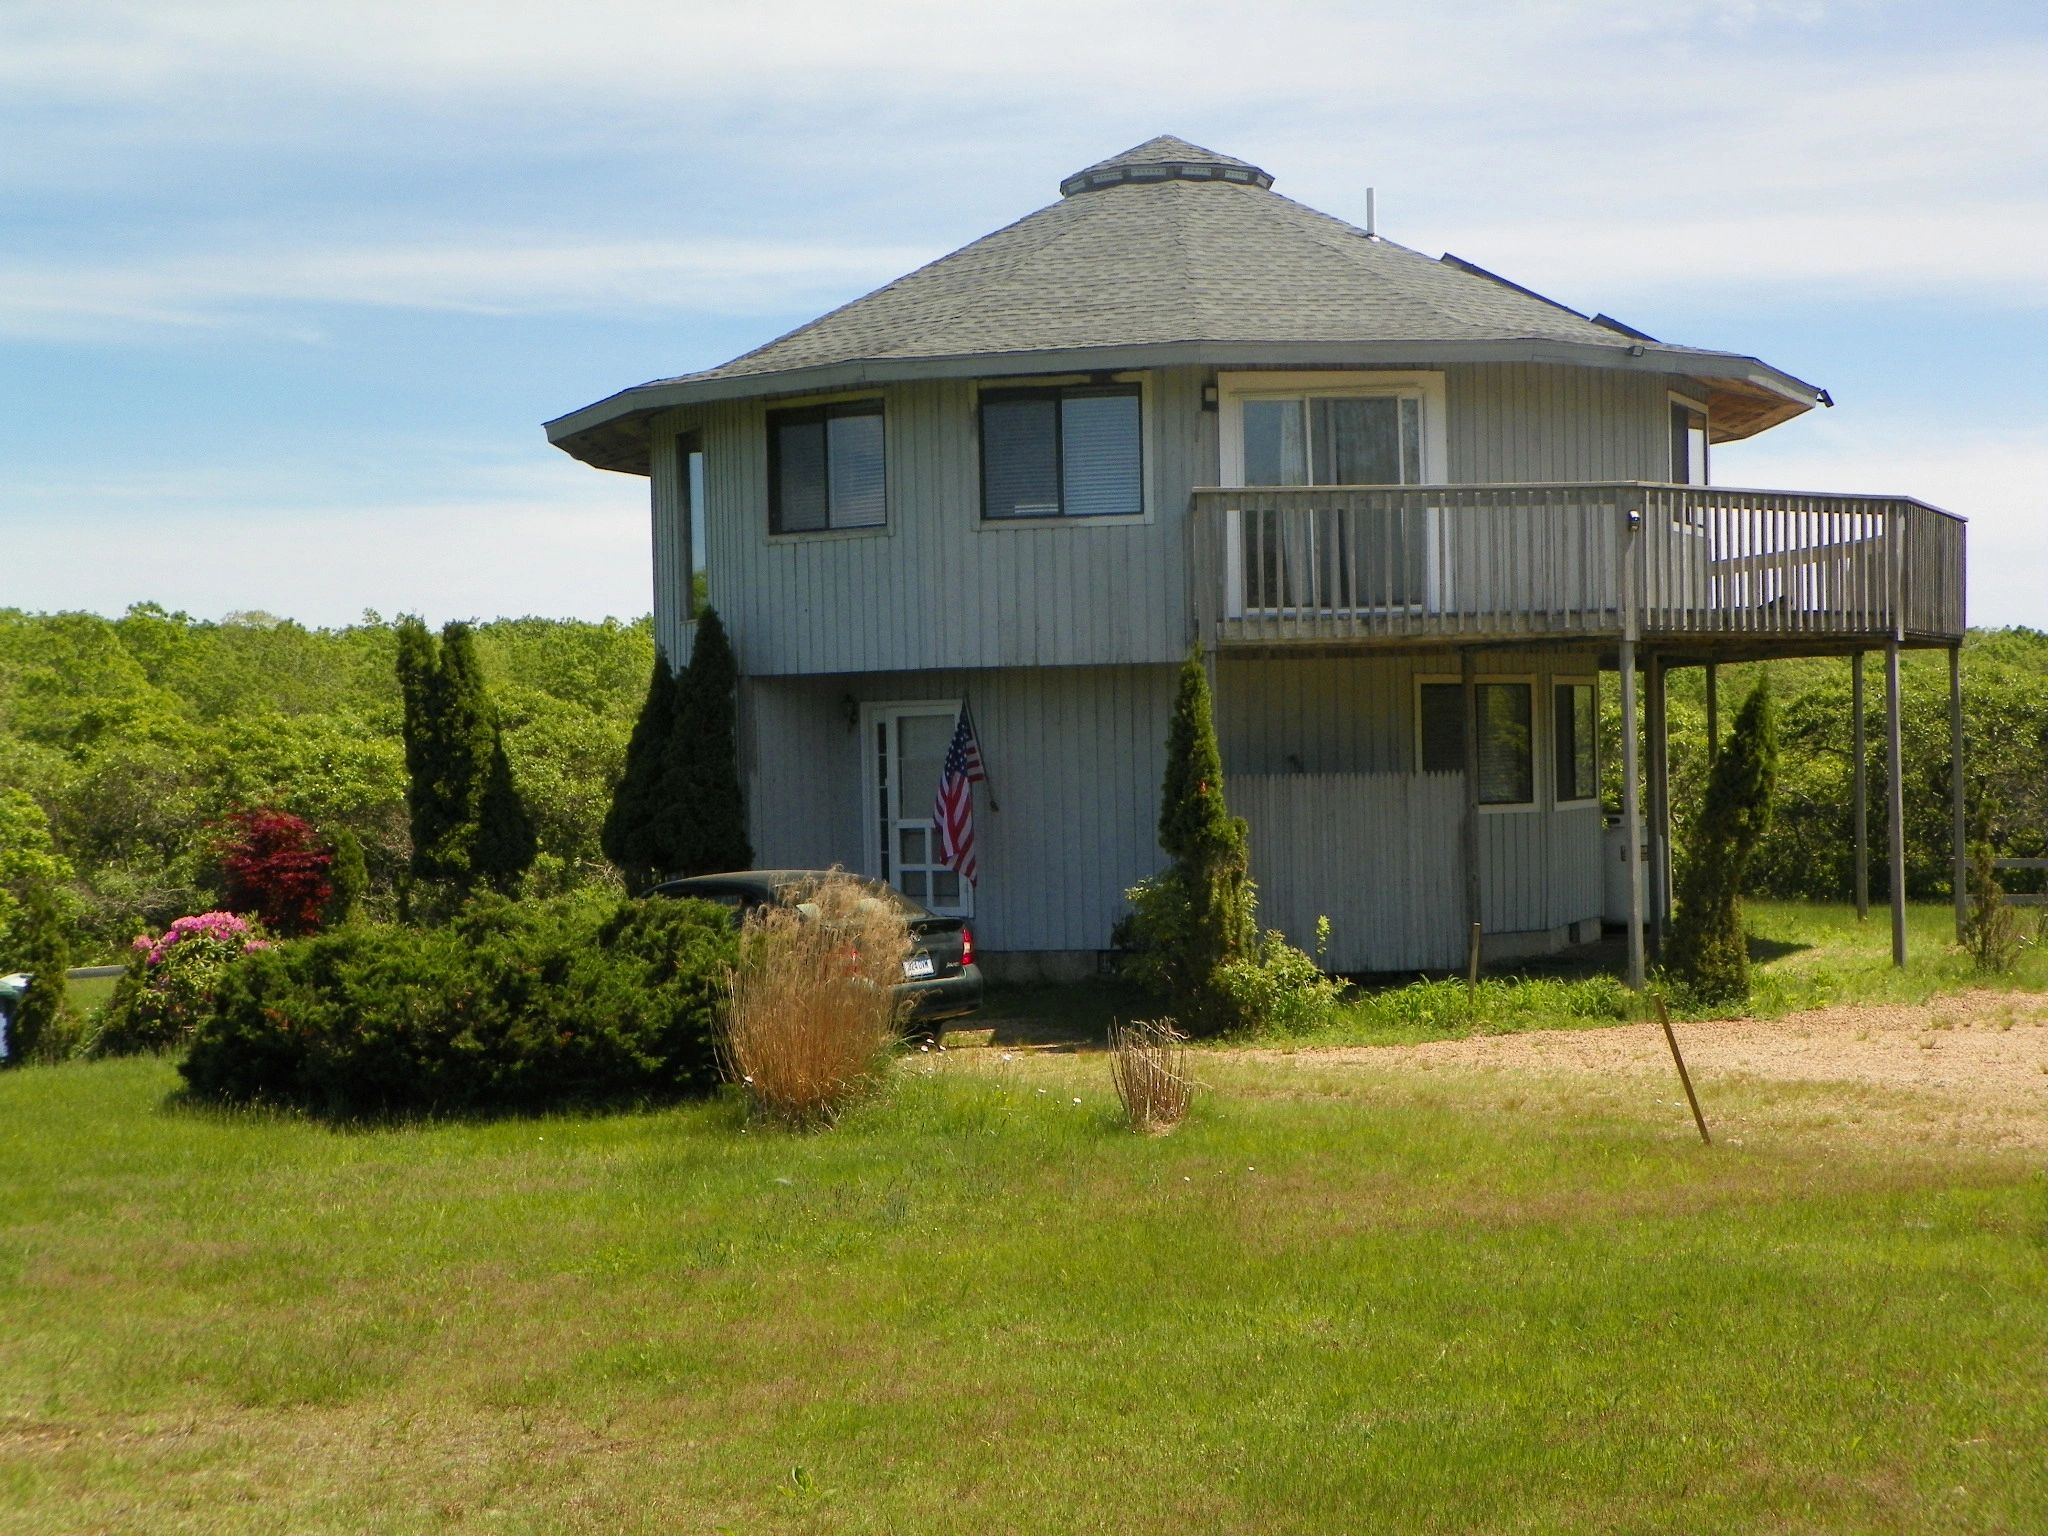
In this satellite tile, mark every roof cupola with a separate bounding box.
[1059,134,1274,197]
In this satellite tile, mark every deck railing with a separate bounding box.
[1188,482,1966,649]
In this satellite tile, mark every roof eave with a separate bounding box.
[544,338,1826,476]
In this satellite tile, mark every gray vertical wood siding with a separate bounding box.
[646,363,1669,677]
[745,665,1178,954]
[1236,773,1467,971]
[1444,364,1670,482]
[1217,649,1605,937]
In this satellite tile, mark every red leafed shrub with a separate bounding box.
[217,809,334,936]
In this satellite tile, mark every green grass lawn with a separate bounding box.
[1242,901,2048,1050]
[3,1048,2045,1533]
[62,973,119,1017]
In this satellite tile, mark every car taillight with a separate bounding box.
[959,925,973,965]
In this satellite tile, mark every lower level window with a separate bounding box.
[1554,682,1597,802]
[1418,679,1535,806]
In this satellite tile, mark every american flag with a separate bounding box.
[933,704,988,885]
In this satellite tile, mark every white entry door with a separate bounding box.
[863,702,970,917]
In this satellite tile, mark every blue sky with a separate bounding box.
[3,0,2044,628]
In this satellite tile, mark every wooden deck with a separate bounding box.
[1189,482,1966,656]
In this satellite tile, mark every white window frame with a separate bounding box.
[859,699,974,918]
[763,390,892,542]
[973,371,1156,529]
[1217,371,1450,619]
[1667,391,1710,487]
[1551,674,1601,808]
[1413,672,1540,814]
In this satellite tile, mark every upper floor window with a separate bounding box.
[769,401,885,533]
[980,385,1142,519]
[1669,399,1708,485]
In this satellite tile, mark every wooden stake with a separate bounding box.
[1653,993,1711,1146]
[1466,921,1483,996]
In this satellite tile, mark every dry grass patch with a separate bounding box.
[1108,1018,1194,1133]
[721,872,911,1127]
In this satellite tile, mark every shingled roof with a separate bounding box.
[550,136,1825,474]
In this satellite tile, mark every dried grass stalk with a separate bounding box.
[722,872,913,1127]
[1108,1017,1192,1134]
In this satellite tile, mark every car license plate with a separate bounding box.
[902,954,935,980]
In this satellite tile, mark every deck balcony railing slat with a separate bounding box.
[1189,481,1965,651]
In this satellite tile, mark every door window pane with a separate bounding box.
[1243,398,1308,486]
[1312,396,1401,484]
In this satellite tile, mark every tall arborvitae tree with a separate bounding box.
[1668,676,1779,1001]
[9,877,71,1064]
[475,727,538,893]
[1135,648,1255,1032]
[603,651,680,892]
[665,606,752,877]
[326,827,368,926]
[397,617,469,885]
[396,619,535,900]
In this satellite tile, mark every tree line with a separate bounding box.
[2,604,2045,973]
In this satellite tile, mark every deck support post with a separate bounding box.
[1621,507,1645,991]
[1852,652,1868,921]
[1620,641,1644,991]
[1647,653,1671,954]
[1704,663,1718,764]
[1950,644,1967,943]
[1886,639,1907,967]
[1461,649,1483,966]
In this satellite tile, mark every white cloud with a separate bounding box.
[0,235,932,340]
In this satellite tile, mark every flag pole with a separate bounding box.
[963,694,998,812]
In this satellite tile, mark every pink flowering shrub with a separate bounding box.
[96,911,272,1056]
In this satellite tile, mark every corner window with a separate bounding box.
[1669,399,1708,485]
[675,432,707,616]
[1553,681,1597,802]
[980,385,1142,519]
[769,401,885,533]
[1417,679,1535,807]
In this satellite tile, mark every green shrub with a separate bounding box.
[94,910,270,1057]
[4,877,71,1064]
[1960,840,2026,975]
[180,893,737,1117]
[1668,678,1778,1003]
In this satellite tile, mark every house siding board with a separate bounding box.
[1445,363,1666,482]
[655,371,1214,679]
[1217,649,1605,946]
[1236,773,1466,972]
[743,664,1178,953]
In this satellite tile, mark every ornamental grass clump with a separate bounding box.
[722,874,912,1127]
[1107,1017,1192,1134]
